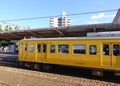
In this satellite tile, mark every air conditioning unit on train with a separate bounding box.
[87,31,120,37]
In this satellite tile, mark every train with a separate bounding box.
[18,37,120,76]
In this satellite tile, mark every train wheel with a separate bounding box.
[92,69,103,76]
[19,62,22,67]
[19,62,25,68]
[29,63,34,69]
[34,64,43,71]
[42,64,52,72]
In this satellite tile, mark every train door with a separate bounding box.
[18,43,23,60]
[102,43,120,66]
[23,43,28,60]
[111,43,120,67]
[42,44,47,61]
[28,44,36,61]
[102,43,112,66]
[37,44,47,62]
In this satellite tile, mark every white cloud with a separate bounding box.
[91,13,115,20]
[91,13,104,19]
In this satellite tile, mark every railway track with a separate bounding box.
[0,54,120,86]
[0,55,18,67]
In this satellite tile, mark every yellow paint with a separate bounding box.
[18,37,120,71]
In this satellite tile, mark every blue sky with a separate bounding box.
[0,0,120,29]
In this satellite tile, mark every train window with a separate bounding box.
[30,44,34,52]
[89,45,96,55]
[37,44,41,52]
[73,44,86,54]
[113,44,120,56]
[25,44,28,51]
[50,45,55,53]
[43,44,46,53]
[103,44,109,55]
[58,44,69,54]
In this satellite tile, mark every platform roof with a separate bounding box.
[113,8,120,23]
[0,23,120,40]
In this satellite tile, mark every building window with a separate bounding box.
[73,44,86,54]
[30,44,34,52]
[58,44,69,54]
[50,45,55,53]
[89,45,96,55]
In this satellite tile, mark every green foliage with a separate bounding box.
[4,25,13,32]
[0,24,21,32]
[0,40,10,46]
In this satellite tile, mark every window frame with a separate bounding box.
[113,44,120,56]
[73,44,86,54]
[58,44,69,54]
[29,44,34,52]
[24,44,28,51]
[37,44,41,52]
[103,44,109,55]
[89,45,97,55]
[43,44,46,53]
[50,45,55,53]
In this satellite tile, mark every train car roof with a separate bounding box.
[21,37,120,41]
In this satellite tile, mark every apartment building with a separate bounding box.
[50,11,71,27]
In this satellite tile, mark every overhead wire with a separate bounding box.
[0,9,118,22]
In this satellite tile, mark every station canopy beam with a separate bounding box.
[0,23,120,40]
[54,29,66,37]
[27,31,44,38]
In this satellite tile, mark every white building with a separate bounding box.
[50,11,71,27]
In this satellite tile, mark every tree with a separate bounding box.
[0,40,10,47]
[4,25,13,32]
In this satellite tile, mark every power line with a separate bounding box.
[0,9,118,22]
[67,9,118,16]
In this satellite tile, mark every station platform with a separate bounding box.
[0,52,18,58]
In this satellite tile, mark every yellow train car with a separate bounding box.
[18,37,120,76]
